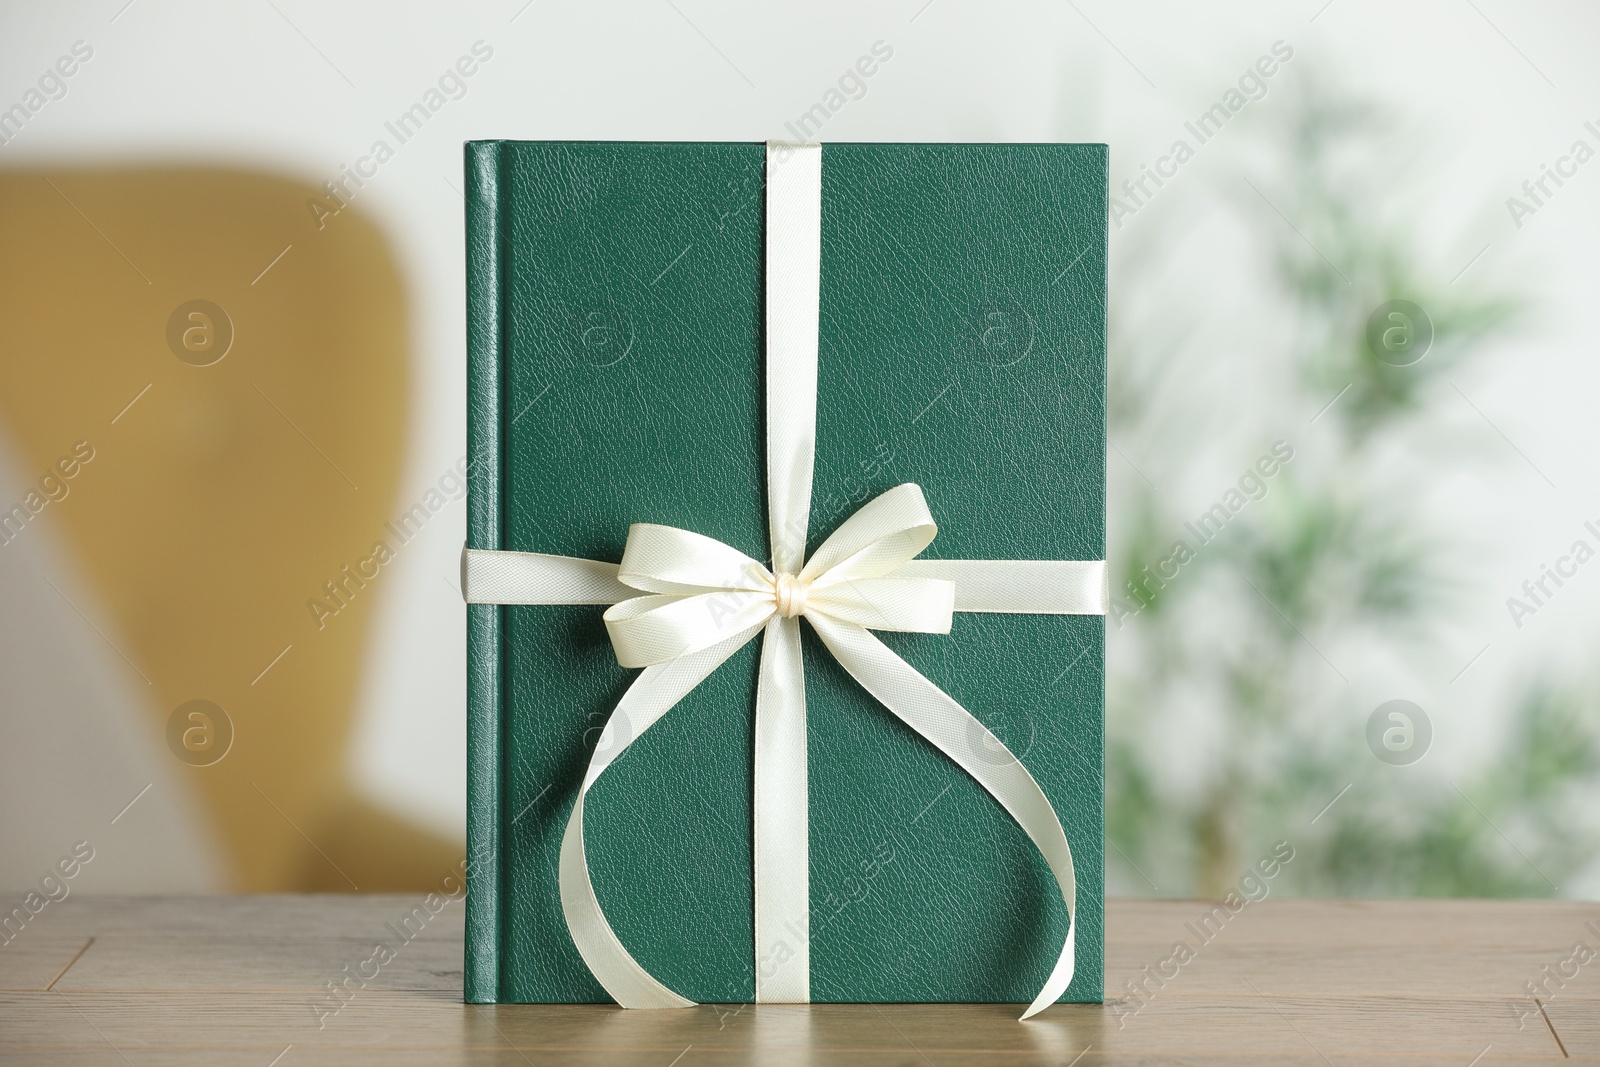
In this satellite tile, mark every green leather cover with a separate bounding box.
[465,141,1106,1006]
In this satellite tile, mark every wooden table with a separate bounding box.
[1,896,1594,1064]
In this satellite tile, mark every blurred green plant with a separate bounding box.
[1106,81,1600,897]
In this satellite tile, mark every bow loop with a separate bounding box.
[603,591,773,668]
[618,524,771,595]
[800,484,939,585]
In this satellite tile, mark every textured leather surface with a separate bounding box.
[465,141,1106,1005]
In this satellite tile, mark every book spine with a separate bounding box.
[463,138,506,1004]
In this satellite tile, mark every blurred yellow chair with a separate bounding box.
[0,167,462,891]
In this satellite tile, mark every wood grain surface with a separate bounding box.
[1,895,1596,1064]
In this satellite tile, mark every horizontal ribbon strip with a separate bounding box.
[464,549,1107,615]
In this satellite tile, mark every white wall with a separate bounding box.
[2,0,1595,878]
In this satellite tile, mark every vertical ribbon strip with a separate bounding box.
[462,142,1107,1019]
[754,142,822,1004]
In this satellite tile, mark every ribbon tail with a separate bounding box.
[806,615,1078,1020]
[558,623,765,1008]
[753,615,809,1003]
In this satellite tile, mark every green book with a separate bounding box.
[465,141,1106,1005]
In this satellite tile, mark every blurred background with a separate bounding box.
[2,0,1597,899]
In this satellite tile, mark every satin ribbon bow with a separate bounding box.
[604,483,956,670]
[462,141,1106,1019]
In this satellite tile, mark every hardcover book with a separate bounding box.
[465,140,1107,1005]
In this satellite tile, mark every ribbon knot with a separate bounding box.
[773,573,807,618]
